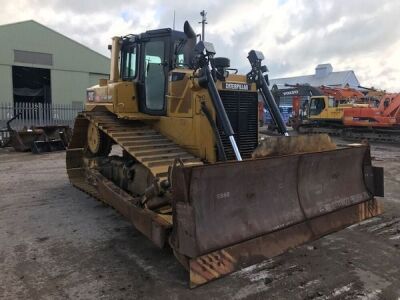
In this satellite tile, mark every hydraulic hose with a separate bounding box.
[257,70,288,136]
[203,65,242,160]
[200,102,227,161]
[247,50,289,136]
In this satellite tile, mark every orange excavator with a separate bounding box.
[343,93,400,127]
[272,84,400,143]
[318,85,365,103]
[273,84,366,128]
[358,85,387,107]
[296,91,400,143]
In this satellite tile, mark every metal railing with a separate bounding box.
[0,102,83,141]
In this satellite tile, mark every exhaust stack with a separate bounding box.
[109,36,121,82]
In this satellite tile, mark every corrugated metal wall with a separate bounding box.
[0,20,109,105]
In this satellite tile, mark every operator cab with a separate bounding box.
[119,24,196,116]
[309,96,326,116]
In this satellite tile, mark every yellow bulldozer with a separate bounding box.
[66,21,384,287]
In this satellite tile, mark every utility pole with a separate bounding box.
[173,10,176,30]
[199,10,207,41]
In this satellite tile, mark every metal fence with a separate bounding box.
[0,102,83,141]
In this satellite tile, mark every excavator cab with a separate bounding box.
[309,96,326,116]
[308,96,345,121]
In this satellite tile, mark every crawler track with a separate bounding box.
[66,110,203,211]
[297,124,400,143]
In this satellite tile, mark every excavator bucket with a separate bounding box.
[9,130,44,152]
[8,125,71,153]
[170,141,383,287]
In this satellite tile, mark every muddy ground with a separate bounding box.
[0,141,399,299]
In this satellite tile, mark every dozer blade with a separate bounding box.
[9,130,44,152]
[31,139,66,154]
[170,144,383,287]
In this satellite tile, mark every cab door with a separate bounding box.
[117,43,138,113]
[309,96,326,119]
[138,38,169,115]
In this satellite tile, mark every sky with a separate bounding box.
[1,0,399,91]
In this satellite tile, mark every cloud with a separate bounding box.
[1,0,399,91]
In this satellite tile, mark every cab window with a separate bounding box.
[174,40,186,68]
[121,46,137,79]
[328,97,335,108]
[176,53,185,67]
[309,97,326,115]
[145,55,162,75]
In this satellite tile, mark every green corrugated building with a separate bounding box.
[0,20,110,106]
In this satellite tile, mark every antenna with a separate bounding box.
[173,10,176,30]
[199,10,207,41]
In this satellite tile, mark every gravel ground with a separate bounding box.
[0,141,399,299]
